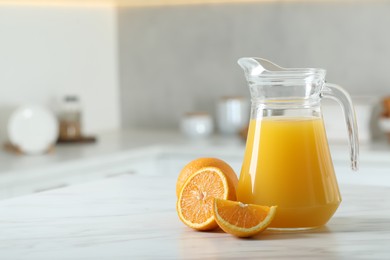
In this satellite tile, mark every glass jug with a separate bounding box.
[236,57,359,230]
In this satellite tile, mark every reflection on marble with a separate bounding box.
[0,174,389,259]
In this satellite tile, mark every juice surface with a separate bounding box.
[237,117,341,228]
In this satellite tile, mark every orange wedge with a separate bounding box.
[213,198,277,237]
[176,166,236,231]
[176,158,238,198]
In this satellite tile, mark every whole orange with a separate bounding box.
[176,158,238,199]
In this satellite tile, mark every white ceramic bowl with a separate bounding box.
[180,113,214,138]
[8,105,59,155]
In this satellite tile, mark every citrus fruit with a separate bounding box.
[176,166,236,231]
[176,158,238,198]
[213,198,277,237]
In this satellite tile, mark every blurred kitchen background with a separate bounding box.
[1,0,390,147]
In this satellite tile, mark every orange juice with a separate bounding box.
[237,117,341,229]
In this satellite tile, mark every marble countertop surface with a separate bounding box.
[0,129,244,175]
[0,173,389,259]
[1,128,390,177]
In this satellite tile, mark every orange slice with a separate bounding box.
[176,158,238,198]
[176,167,236,231]
[213,198,277,237]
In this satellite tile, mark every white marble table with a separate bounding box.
[0,173,389,259]
[1,128,390,200]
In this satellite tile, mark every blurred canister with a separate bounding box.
[58,95,82,141]
[217,96,249,135]
[180,112,214,138]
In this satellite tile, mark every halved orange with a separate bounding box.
[213,198,277,237]
[176,158,238,198]
[176,166,236,231]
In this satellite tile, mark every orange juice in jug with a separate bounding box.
[237,117,341,229]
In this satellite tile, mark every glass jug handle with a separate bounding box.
[321,83,359,171]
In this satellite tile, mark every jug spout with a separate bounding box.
[237,57,285,78]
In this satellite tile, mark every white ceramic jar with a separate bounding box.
[217,96,249,135]
[180,112,214,138]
